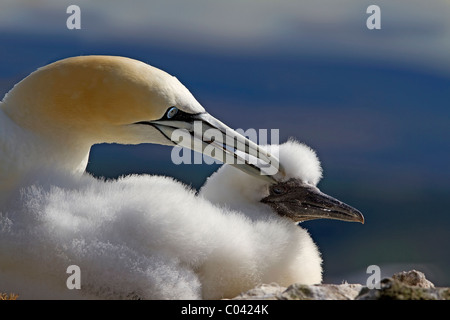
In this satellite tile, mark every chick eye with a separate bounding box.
[272,186,285,195]
[167,107,178,119]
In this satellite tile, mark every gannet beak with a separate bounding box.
[146,112,285,183]
[261,178,364,223]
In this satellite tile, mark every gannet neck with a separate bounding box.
[0,104,91,173]
[200,164,274,221]
[0,107,90,204]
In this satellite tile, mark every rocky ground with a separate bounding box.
[1,270,448,300]
[231,270,450,300]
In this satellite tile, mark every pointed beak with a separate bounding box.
[150,112,285,183]
[261,179,364,223]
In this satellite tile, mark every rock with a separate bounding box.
[356,278,449,300]
[231,283,286,300]
[356,269,450,300]
[279,283,363,300]
[392,270,434,288]
[231,270,450,300]
[231,282,363,300]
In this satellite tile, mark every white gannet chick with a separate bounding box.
[0,55,279,205]
[199,139,364,295]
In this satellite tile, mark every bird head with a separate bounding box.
[1,56,281,180]
[260,140,364,223]
[201,139,364,224]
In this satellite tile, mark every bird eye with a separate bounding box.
[167,107,178,119]
[272,186,285,195]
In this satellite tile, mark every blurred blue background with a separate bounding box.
[1,1,449,286]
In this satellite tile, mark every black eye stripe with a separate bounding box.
[133,108,204,126]
[159,107,199,122]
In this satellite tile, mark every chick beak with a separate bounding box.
[261,178,364,223]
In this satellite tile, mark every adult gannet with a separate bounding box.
[0,55,279,205]
[0,139,363,299]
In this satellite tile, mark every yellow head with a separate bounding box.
[2,55,204,146]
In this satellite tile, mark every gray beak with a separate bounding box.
[261,178,364,223]
[150,112,285,183]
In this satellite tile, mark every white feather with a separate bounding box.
[0,140,323,299]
